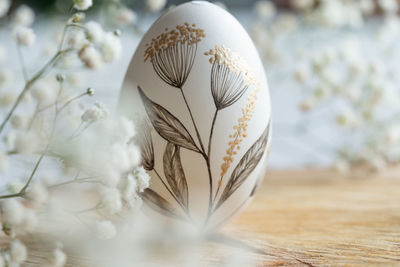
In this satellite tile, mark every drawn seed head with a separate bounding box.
[206,45,257,110]
[144,23,206,88]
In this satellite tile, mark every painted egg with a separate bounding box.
[119,1,271,230]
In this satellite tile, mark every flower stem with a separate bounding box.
[0,49,70,134]
[179,88,206,154]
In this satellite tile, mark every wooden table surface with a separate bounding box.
[9,169,400,266]
[220,169,400,266]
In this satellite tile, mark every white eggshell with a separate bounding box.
[119,1,271,230]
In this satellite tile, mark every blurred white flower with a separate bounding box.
[27,183,48,206]
[14,132,40,154]
[116,7,137,26]
[100,32,122,62]
[21,209,38,232]
[73,0,93,11]
[335,110,356,127]
[10,114,27,130]
[299,97,315,112]
[81,101,108,122]
[291,0,314,11]
[10,239,27,264]
[101,187,122,214]
[0,69,13,87]
[95,220,116,240]
[0,91,16,107]
[0,44,5,62]
[50,248,67,267]
[254,0,276,19]
[12,5,35,26]
[133,166,150,193]
[121,174,138,202]
[67,30,87,50]
[145,0,167,12]
[360,0,375,15]
[0,150,9,172]
[293,67,309,83]
[85,21,104,44]
[0,0,10,18]
[14,26,36,47]
[2,199,25,225]
[78,45,104,69]
[31,79,57,105]
[379,0,398,14]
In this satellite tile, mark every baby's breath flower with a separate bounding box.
[95,220,116,240]
[81,101,108,122]
[254,0,276,19]
[71,12,85,23]
[379,0,398,14]
[12,5,34,26]
[31,79,56,105]
[86,87,94,96]
[73,0,93,11]
[101,187,122,214]
[115,7,137,26]
[85,21,104,44]
[132,166,150,193]
[78,45,104,69]
[27,183,48,206]
[21,209,38,232]
[291,0,314,11]
[50,248,67,267]
[0,44,5,62]
[10,114,27,130]
[121,174,138,202]
[14,132,40,154]
[145,0,167,13]
[2,199,24,226]
[10,239,27,264]
[67,30,87,50]
[99,32,122,62]
[0,150,9,172]
[0,0,10,18]
[14,26,36,47]
[0,91,16,107]
[0,69,13,87]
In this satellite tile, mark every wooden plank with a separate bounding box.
[3,169,400,266]
[222,169,400,266]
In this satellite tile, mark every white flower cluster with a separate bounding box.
[0,0,153,264]
[289,0,398,29]
[252,0,400,172]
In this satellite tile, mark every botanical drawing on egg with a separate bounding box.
[132,19,271,228]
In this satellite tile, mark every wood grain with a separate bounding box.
[221,169,400,266]
[4,169,400,266]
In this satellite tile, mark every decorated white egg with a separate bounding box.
[119,1,271,230]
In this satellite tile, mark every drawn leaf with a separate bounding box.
[134,119,154,171]
[138,86,199,152]
[141,188,183,219]
[163,143,189,210]
[216,122,271,209]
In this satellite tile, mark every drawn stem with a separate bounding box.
[179,88,215,226]
[179,88,206,154]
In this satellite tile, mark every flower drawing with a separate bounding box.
[144,23,205,88]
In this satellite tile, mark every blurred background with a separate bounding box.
[2,0,400,172]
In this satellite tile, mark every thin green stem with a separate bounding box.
[16,43,28,82]
[0,49,71,134]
